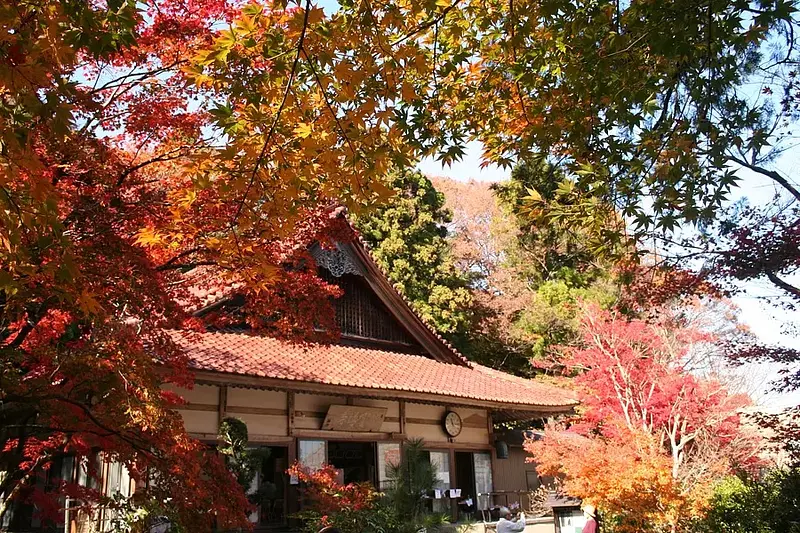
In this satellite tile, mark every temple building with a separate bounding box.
[165,225,577,530]
[3,221,576,533]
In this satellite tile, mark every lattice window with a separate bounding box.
[320,269,418,345]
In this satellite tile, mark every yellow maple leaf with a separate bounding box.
[78,289,104,315]
[294,122,313,138]
[306,6,324,25]
[134,226,164,247]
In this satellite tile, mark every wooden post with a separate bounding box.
[217,385,228,426]
[399,400,406,436]
[286,392,298,528]
[449,447,458,521]
[487,411,499,511]
[287,391,295,437]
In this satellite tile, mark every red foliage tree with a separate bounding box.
[526,305,761,531]
[287,462,379,533]
[0,0,361,529]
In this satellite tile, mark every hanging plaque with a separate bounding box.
[322,405,387,432]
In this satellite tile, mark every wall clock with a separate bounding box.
[443,411,463,437]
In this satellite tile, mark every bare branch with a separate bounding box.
[728,154,800,203]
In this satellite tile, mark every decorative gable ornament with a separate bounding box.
[310,243,364,277]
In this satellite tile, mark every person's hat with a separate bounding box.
[582,504,596,518]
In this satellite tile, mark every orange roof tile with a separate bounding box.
[170,330,578,410]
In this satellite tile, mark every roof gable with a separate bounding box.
[312,226,469,366]
[188,218,469,366]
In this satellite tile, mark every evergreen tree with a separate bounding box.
[491,160,622,367]
[384,439,447,533]
[354,169,474,342]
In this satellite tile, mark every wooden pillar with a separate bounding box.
[286,392,298,526]
[399,400,406,436]
[487,411,499,510]
[287,391,295,437]
[449,447,458,521]
[217,385,228,426]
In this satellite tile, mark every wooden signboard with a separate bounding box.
[322,405,387,432]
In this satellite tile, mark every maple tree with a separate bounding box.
[526,305,760,531]
[287,462,380,533]
[2,0,796,528]
[289,440,446,533]
[0,0,388,527]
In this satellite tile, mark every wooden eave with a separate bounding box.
[192,369,576,415]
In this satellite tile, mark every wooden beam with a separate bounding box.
[280,412,485,428]
[425,441,493,451]
[193,370,577,414]
[182,402,217,412]
[188,432,293,445]
[287,391,295,437]
[225,405,287,417]
[292,429,404,441]
[406,416,486,429]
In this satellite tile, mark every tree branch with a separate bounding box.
[728,154,800,203]
[230,0,312,227]
[391,0,461,46]
[766,270,800,299]
[117,143,198,187]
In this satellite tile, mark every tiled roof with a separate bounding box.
[170,330,578,409]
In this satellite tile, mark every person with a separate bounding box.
[581,504,598,533]
[496,506,526,533]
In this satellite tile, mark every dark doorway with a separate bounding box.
[454,451,477,519]
[327,441,377,484]
[257,446,288,527]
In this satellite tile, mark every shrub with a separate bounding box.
[695,468,800,533]
[288,463,379,533]
[288,439,448,533]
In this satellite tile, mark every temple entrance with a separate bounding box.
[252,446,289,528]
[454,451,478,520]
[327,441,377,485]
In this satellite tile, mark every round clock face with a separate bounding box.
[444,411,463,437]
